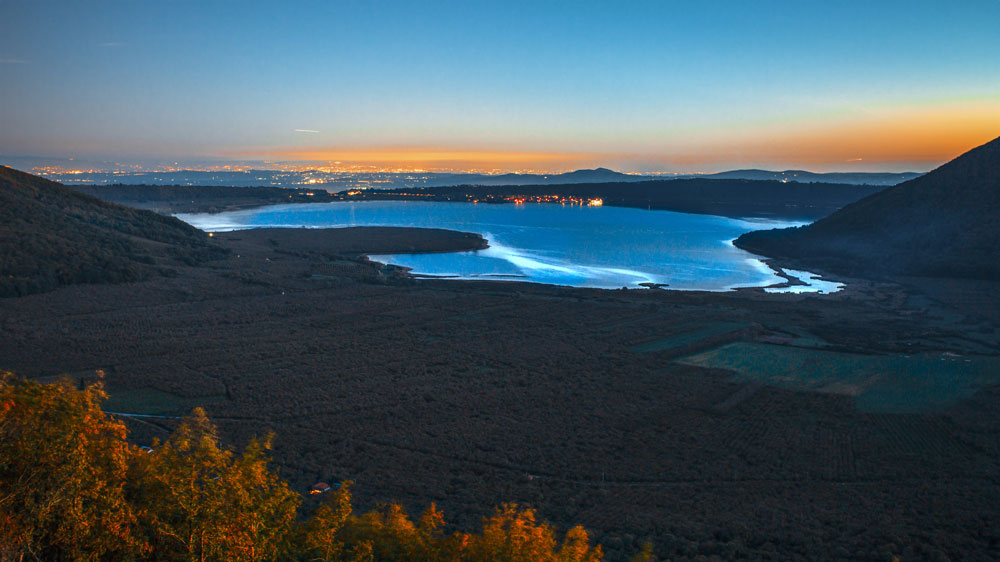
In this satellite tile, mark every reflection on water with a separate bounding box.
[177,201,841,292]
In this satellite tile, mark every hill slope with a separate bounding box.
[735,136,1000,279]
[0,166,225,297]
[73,184,339,213]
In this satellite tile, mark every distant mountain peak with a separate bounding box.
[565,167,623,175]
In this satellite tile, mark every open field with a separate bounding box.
[2,227,998,561]
[678,343,1000,413]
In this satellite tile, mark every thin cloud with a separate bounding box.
[0,58,28,64]
[294,129,320,134]
[845,157,864,162]
[100,42,126,47]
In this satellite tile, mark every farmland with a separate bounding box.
[679,342,1000,413]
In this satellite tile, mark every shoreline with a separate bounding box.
[214,225,847,295]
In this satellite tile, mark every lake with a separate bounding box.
[177,201,841,292]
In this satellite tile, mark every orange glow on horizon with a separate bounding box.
[228,148,600,173]
[705,99,1000,167]
[221,100,998,173]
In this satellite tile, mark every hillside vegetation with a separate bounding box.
[0,374,620,562]
[74,183,339,213]
[735,136,1000,279]
[0,166,226,297]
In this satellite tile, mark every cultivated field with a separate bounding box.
[679,342,1000,413]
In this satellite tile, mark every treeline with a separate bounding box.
[0,374,650,562]
[341,178,884,220]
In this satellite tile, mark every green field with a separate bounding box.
[677,342,1000,413]
[629,322,748,353]
[102,387,224,416]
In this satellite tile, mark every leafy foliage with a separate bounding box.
[0,374,617,562]
[129,408,300,562]
[0,374,145,561]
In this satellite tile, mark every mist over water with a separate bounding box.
[178,201,837,291]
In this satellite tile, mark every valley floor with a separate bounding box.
[2,227,998,561]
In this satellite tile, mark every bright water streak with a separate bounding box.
[177,201,835,292]
[765,269,845,295]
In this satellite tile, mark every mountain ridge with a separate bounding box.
[734,136,1000,280]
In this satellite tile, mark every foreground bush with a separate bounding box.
[128,408,301,562]
[0,374,145,561]
[0,374,610,562]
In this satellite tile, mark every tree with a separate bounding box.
[460,504,603,562]
[129,408,300,562]
[0,373,146,562]
[338,502,453,562]
[628,542,656,562]
[299,481,355,561]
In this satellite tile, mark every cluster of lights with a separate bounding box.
[341,190,603,208]
[505,195,603,206]
[376,192,435,197]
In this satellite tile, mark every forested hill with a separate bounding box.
[342,178,884,220]
[735,136,1000,280]
[0,166,225,297]
[73,183,339,213]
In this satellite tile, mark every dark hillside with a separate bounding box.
[735,136,1000,279]
[73,183,338,213]
[0,166,225,297]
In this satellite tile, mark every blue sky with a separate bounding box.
[2,0,998,171]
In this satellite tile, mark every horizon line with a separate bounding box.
[7,158,934,177]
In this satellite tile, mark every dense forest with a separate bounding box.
[0,167,226,297]
[0,373,646,562]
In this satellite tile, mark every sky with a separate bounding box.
[1,0,999,173]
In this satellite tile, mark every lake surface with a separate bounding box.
[177,201,840,292]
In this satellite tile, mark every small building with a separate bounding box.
[310,482,332,495]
